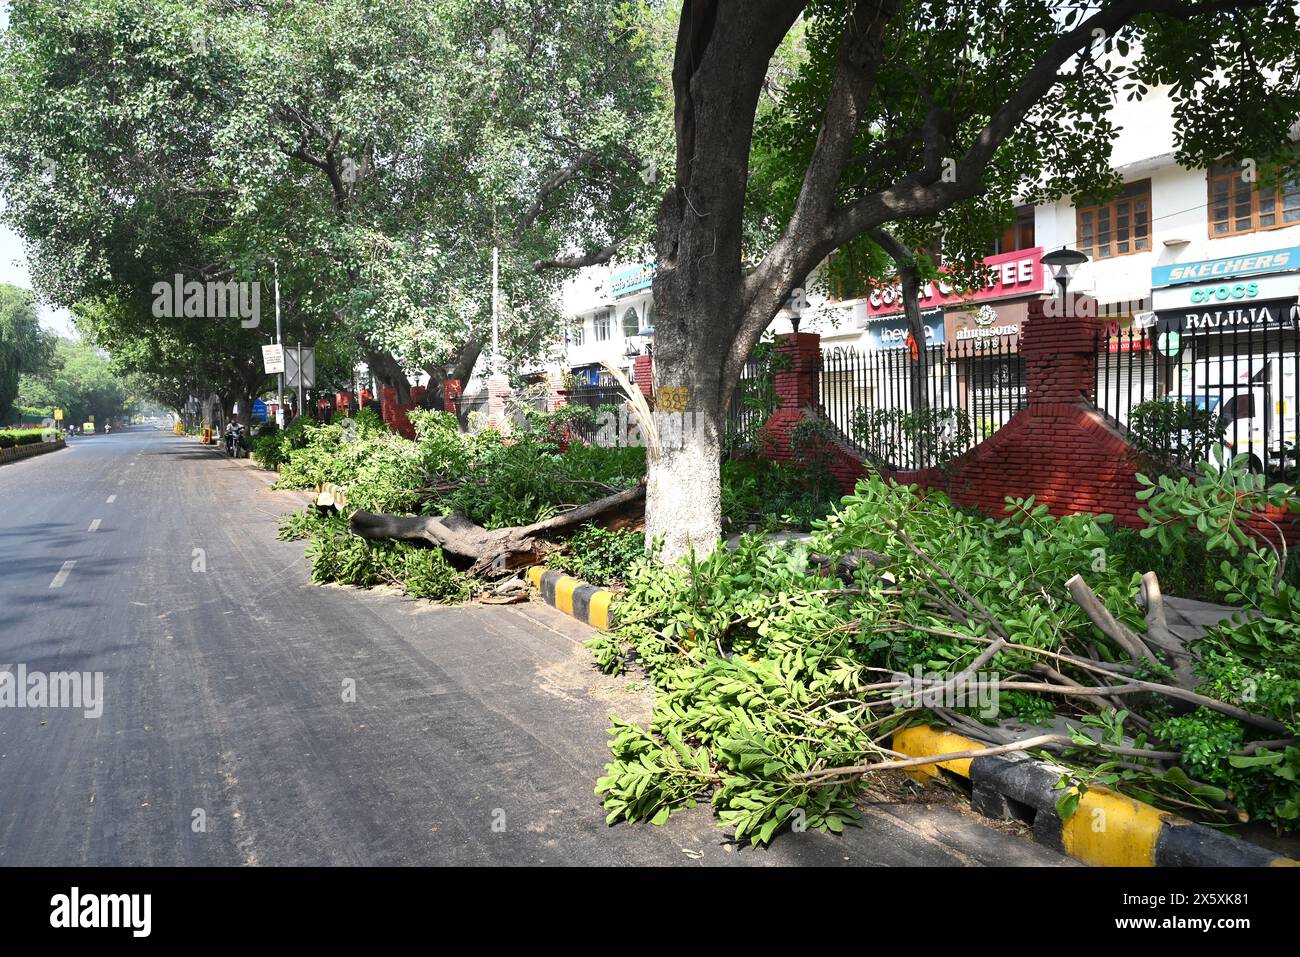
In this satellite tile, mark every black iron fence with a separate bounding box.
[564,383,629,445]
[1096,312,1299,481]
[724,356,774,455]
[819,336,1024,470]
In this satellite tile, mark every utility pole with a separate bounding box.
[274,262,285,427]
[491,245,500,375]
[296,342,305,422]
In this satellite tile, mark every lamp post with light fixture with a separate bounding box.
[1041,246,1089,299]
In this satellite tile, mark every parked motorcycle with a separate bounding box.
[225,423,245,457]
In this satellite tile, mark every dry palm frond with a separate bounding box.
[601,361,661,463]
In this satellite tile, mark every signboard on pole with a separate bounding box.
[262,344,285,374]
[53,408,63,421]
[252,399,268,423]
[285,347,315,389]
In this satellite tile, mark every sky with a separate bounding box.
[0,3,74,337]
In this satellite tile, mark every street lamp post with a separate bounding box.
[1041,246,1089,299]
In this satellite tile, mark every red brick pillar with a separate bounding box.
[546,372,567,412]
[633,354,655,405]
[443,379,462,414]
[759,332,822,466]
[487,374,512,433]
[1023,296,1100,407]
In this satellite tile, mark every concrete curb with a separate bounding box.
[892,725,1299,867]
[0,438,65,465]
[525,566,616,630]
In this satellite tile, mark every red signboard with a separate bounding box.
[862,247,1046,318]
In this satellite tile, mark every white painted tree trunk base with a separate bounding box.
[645,415,723,563]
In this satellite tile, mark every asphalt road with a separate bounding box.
[0,429,1070,866]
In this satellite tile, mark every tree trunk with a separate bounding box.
[643,274,735,562]
[365,349,411,404]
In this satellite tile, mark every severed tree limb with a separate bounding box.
[349,482,646,576]
[1065,574,1158,664]
[1137,571,1198,691]
[789,732,1184,785]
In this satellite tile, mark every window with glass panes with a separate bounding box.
[1208,164,1300,236]
[593,309,612,341]
[1076,180,1151,260]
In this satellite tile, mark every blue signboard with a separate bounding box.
[252,399,268,423]
[863,309,945,351]
[1151,246,1300,288]
[609,263,655,298]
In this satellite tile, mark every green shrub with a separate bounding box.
[720,457,839,532]
[1128,397,1225,472]
[0,427,50,449]
[547,524,646,586]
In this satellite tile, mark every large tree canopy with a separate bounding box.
[638,0,1300,559]
[0,0,671,411]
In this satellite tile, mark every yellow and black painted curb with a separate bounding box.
[893,725,1299,868]
[526,566,616,630]
[314,482,349,510]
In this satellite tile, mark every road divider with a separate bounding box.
[525,566,617,630]
[891,724,1298,867]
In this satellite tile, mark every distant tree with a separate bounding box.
[0,284,55,422]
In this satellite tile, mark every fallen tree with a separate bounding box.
[348,482,646,576]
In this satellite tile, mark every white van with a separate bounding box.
[1176,352,1297,475]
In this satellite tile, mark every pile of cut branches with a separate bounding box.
[588,458,1300,844]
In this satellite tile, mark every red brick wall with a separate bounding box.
[757,300,1299,546]
[379,385,423,439]
[633,354,655,404]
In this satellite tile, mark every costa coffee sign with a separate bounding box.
[862,247,1047,318]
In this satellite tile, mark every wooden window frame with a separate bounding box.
[1207,164,1300,238]
[1075,180,1152,261]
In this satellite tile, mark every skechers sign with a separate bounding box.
[1150,246,1300,288]
[1151,272,1300,311]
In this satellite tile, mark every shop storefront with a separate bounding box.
[1147,247,1300,475]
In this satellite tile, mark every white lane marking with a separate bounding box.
[105,495,116,504]
[49,560,76,589]
[88,519,101,532]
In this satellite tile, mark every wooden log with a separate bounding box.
[349,482,646,576]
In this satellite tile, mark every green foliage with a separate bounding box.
[0,284,56,423]
[850,405,974,469]
[292,510,470,603]
[546,524,646,586]
[590,470,1300,844]
[14,335,137,428]
[720,457,840,532]
[0,426,51,448]
[1137,448,1294,570]
[1128,397,1226,472]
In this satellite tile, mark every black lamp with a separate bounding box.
[1041,246,1089,298]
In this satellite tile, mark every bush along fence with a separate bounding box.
[759,296,1299,546]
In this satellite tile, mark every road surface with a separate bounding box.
[0,429,1070,866]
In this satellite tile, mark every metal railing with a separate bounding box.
[564,383,629,445]
[819,336,1024,470]
[1096,312,1299,481]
